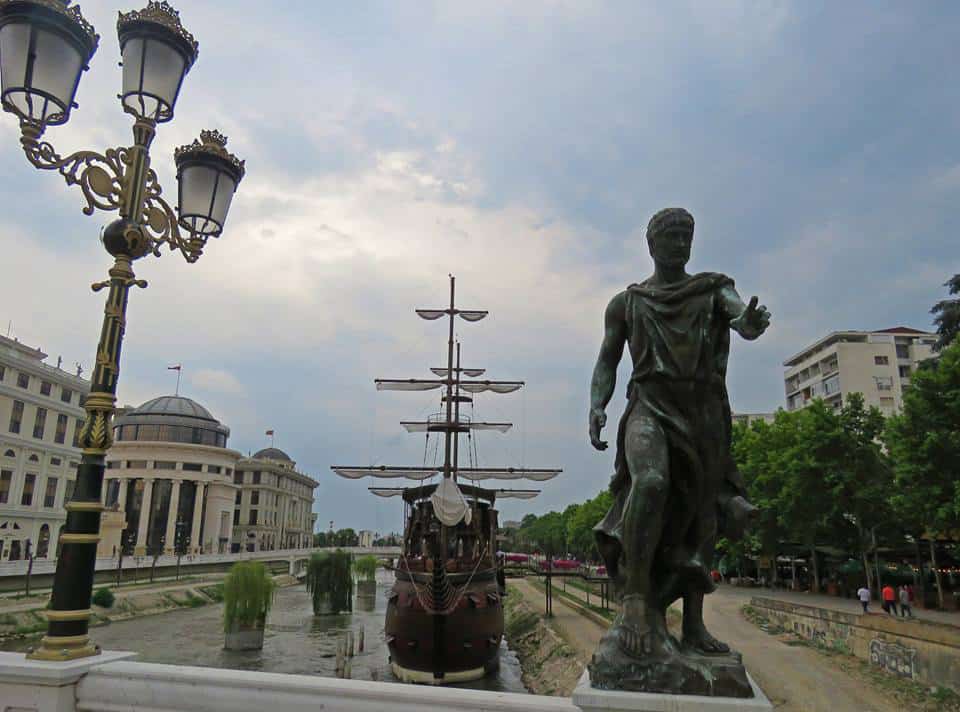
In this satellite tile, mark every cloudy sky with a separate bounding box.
[3,1,959,532]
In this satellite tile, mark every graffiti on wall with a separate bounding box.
[869,638,917,679]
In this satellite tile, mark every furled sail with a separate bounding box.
[400,421,512,433]
[430,367,486,378]
[416,309,446,320]
[375,379,444,391]
[458,381,524,394]
[495,490,541,500]
[369,488,405,498]
[331,466,440,480]
[457,467,561,482]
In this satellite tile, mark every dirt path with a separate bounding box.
[516,578,903,712]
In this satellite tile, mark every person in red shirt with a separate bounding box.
[881,584,898,616]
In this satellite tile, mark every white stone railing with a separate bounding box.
[0,653,577,712]
[0,545,400,579]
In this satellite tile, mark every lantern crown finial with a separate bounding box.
[26,1,100,53]
[117,1,197,62]
[175,128,245,182]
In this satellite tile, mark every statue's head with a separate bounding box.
[646,208,694,268]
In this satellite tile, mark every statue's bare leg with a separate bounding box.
[611,408,678,658]
[681,424,729,655]
[682,591,729,654]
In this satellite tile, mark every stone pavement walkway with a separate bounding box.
[516,577,903,712]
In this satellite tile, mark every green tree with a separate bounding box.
[931,274,960,351]
[886,339,960,607]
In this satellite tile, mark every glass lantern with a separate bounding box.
[0,0,98,128]
[117,1,197,122]
[175,129,245,238]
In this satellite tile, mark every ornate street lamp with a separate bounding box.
[0,0,245,661]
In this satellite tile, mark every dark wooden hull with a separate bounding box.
[385,569,504,684]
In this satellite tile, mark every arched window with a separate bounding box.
[27,454,39,463]
[3,449,14,458]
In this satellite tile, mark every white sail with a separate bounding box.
[369,488,405,498]
[375,379,444,391]
[400,421,512,433]
[495,490,541,500]
[430,367,486,377]
[432,476,472,526]
[458,381,524,394]
[331,466,440,480]
[457,467,561,482]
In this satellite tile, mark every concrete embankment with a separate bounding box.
[0,574,298,646]
[749,596,960,694]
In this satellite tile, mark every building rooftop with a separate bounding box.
[783,328,936,368]
[253,447,293,462]
[129,395,218,422]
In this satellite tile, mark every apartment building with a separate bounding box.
[783,327,937,416]
[0,334,90,560]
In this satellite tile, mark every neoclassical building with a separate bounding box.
[0,335,90,560]
[102,396,240,556]
[232,448,318,552]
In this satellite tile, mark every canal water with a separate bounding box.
[2,573,526,693]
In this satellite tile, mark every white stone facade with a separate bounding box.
[231,448,317,552]
[0,334,89,561]
[101,396,240,556]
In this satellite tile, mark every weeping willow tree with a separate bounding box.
[352,555,378,582]
[306,550,353,614]
[223,561,275,631]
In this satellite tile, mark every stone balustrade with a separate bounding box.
[0,652,576,712]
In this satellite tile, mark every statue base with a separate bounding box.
[574,670,773,712]
[587,632,754,698]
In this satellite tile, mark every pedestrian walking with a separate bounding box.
[857,585,871,613]
[882,584,898,616]
[899,586,913,618]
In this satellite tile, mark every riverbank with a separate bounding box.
[503,583,583,696]
[0,574,298,647]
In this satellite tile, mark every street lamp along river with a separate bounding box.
[0,0,245,661]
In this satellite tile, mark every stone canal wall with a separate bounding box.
[749,596,960,692]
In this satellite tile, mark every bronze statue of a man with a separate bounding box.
[587,207,769,695]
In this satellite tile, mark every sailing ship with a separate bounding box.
[331,276,561,684]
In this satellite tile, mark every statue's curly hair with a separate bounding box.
[646,207,694,240]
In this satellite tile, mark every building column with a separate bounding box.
[164,479,181,554]
[135,478,154,554]
[191,482,204,554]
[117,478,129,513]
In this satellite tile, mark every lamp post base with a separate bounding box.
[27,634,101,661]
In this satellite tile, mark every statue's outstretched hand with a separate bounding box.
[589,407,608,450]
[738,296,771,339]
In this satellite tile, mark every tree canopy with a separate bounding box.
[931,274,960,351]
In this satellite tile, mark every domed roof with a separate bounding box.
[130,395,217,422]
[253,447,292,462]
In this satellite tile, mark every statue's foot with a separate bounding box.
[610,594,679,659]
[682,624,730,655]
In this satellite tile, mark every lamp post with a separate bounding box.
[0,0,245,661]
